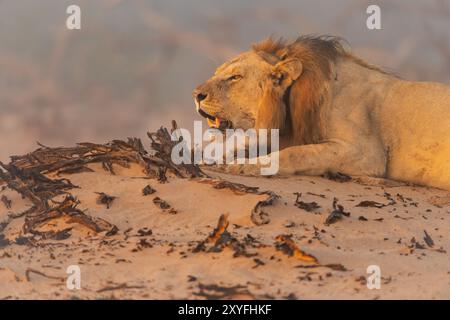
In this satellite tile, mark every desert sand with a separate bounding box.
[1,136,450,300]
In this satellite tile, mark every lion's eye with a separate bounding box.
[227,75,243,81]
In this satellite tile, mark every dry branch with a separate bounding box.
[0,124,205,243]
[197,178,279,225]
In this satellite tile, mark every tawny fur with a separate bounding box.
[193,35,450,190]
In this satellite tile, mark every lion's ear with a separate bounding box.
[271,58,303,89]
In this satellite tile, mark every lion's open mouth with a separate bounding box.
[197,108,232,130]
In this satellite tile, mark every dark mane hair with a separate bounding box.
[252,35,387,145]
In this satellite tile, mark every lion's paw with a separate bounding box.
[201,163,263,176]
[224,163,262,176]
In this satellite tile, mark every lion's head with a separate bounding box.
[193,36,351,144]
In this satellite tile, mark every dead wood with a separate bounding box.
[96,192,116,209]
[25,268,65,282]
[324,198,350,225]
[96,283,145,293]
[0,124,206,244]
[275,234,318,263]
[293,192,321,212]
[1,195,12,209]
[193,214,256,258]
[197,178,279,225]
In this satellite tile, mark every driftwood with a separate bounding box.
[96,283,145,293]
[0,124,206,243]
[25,268,65,282]
[0,122,278,246]
[197,178,279,225]
[293,192,321,212]
[251,191,278,225]
[96,192,116,209]
[324,198,350,225]
[193,283,253,300]
[22,194,118,237]
[1,195,12,209]
[193,214,257,258]
[275,234,318,263]
[147,123,207,179]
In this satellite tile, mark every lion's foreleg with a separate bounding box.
[275,143,343,175]
[276,142,384,176]
[218,141,386,177]
[220,142,346,176]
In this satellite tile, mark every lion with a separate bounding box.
[193,35,450,190]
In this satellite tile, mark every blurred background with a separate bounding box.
[0,0,449,160]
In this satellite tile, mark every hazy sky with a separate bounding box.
[0,0,449,159]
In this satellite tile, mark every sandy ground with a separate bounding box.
[1,162,450,300]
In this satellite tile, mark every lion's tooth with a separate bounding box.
[207,118,215,127]
[215,117,221,127]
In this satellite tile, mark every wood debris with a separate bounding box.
[193,283,253,300]
[356,200,386,208]
[0,234,10,248]
[356,192,396,209]
[1,195,12,209]
[193,214,256,258]
[198,178,279,225]
[96,283,145,293]
[274,234,318,263]
[423,230,434,247]
[295,263,348,272]
[323,171,351,182]
[142,185,156,196]
[25,268,65,282]
[147,122,207,179]
[96,192,116,209]
[210,180,259,194]
[153,197,171,210]
[137,227,152,236]
[294,192,321,212]
[22,194,117,235]
[324,198,350,225]
[0,125,203,244]
[251,191,278,225]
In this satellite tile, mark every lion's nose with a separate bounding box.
[195,92,208,103]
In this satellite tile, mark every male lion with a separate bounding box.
[193,36,450,190]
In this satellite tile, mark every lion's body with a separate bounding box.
[376,80,450,189]
[194,36,450,189]
[302,59,450,189]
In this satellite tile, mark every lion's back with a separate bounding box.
[380,80,450,189]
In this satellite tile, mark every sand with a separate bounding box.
[1,162,450,300]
